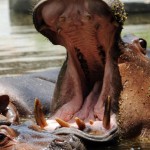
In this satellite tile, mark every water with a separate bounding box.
[0,0,66,76]
[0,27,66,75]
[0,1,150,149]
[0,0,10,35]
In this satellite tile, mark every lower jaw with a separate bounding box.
[34,99,118,142]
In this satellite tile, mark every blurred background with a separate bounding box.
[0,0,150,76]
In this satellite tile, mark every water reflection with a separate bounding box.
[0,0,66,76]
[0,29,66,76]
[10,10,33,26]
[126,13,150,25]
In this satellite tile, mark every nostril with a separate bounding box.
[139,38,147,49]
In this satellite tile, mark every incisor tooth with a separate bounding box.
[55,118,70,128]
[75,117,86,130]
[89,120,94,125]
[103,96,111,130]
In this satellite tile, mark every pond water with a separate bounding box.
[0,0,150,149]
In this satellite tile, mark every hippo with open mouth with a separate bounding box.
[0,0,149,149]
[32,0,149,143]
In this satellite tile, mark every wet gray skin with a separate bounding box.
[0,122,85,150]
[32,0,149,143]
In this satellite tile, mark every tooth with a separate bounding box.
[75,117,86,130]
[89,120,94,125]
[34,99,47,128]
[103,96,111,130]
[55,118,70,128]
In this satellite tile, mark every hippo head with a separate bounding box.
[32,0,149,144]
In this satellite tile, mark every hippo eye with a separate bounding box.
[0,133,9,145]
[139,38,147,49]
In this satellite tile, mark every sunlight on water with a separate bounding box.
[0,0,11,35]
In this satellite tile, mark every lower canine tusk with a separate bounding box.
[75,117,86,130]
[34,99,48,128]
[89,120,94,125]
[103,96,111,130]
[55,118,70,128]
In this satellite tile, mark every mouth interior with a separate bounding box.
[33,0,119,141]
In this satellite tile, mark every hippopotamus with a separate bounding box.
[0,0,149,149]
[32,0,149,142]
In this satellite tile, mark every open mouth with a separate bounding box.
[32,0,125,142]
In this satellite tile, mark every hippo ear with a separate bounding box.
[0,95,9,112]
[33,1,60,45]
